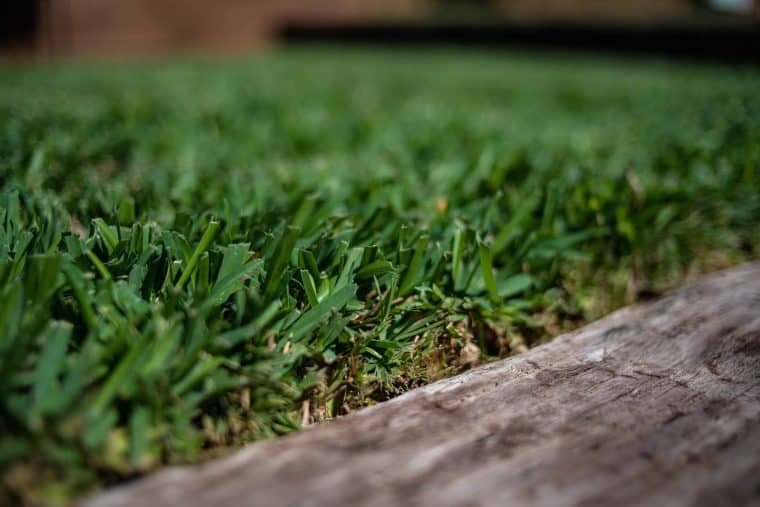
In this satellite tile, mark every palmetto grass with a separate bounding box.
[1,49,758,504]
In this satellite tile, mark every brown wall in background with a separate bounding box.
[40,0,425,57]
[5,0,756,58]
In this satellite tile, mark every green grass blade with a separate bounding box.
[478,238,499,302]
[32,321,72,415]
[176,220,220,289]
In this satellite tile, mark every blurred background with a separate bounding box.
[1,0,758,61]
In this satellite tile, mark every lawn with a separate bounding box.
[1,48,758,505]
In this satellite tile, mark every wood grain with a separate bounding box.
[84,262,760,507]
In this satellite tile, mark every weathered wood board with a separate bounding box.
[85,263,760,507]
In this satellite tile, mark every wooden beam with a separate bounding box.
[85,262,760,507]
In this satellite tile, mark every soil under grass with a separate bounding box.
[1,48,758,505]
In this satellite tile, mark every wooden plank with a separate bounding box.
[84,262,760,507]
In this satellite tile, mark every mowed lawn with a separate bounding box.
[1,49,758,504]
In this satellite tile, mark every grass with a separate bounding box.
[0,48,758,505]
